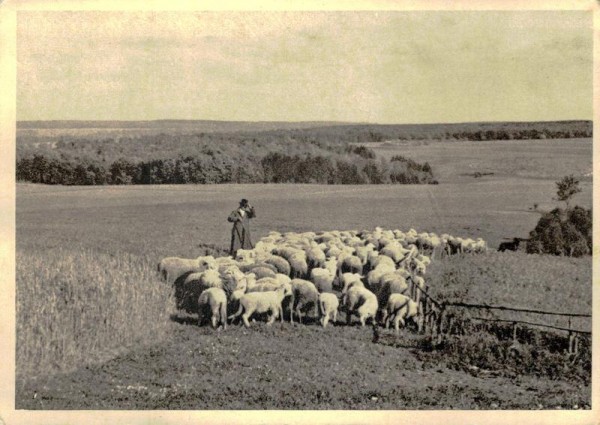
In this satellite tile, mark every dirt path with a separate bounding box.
[16,320,590,410]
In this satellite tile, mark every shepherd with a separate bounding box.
[228,198,256,257]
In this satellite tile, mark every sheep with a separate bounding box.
[197,287,228,329]
[376,273,410,317]
[248,266,277,280]
[288,253,309,279]
[340,255,362,275]
[369,254,395,271]
[310,267,335,293]
[264,255,292,276]
[340,272,363,294]
[382,293,421,334]
[228,286,291,327]
[343,286,378,327]
[235,249,257,264]
[157,255,216,283]
[290,278,320,324]
[318,293,339,328]
[238,262,278,274]
[366,263,396,292]
[306,246,326,270]
[380,244,409,264]
[174,268,222,313]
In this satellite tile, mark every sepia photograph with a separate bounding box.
[3,0,597,422]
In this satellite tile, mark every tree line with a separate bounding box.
[16,149,436,185]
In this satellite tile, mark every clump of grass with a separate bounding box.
[16,246,176,381]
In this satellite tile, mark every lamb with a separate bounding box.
[382,293,421,334]
[343,286,378,327]
[310,267,335,293]
[228,286,291,327]
[197,287,228,329]
[318,293,339,328]
[290,278,320,324]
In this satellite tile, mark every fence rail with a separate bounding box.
[444,301,591,318]
[468,316,591,335]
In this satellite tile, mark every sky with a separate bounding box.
[16,11,593,123]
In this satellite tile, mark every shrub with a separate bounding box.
[526,207,592,257]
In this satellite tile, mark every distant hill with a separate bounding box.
[16,120,354,133]
[17,119,592,139]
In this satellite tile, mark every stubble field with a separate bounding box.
[15,137,593,409]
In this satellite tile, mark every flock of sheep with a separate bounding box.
[158,227,488,334]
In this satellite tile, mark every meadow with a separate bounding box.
[15,134,593,409]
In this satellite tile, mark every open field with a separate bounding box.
[15,136,593,409]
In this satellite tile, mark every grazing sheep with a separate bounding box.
[238,262,278,274]
[264,255,292,276]
[380,244,409,264]
[343,286,378,327]
[198,287,228,329]
[306,246,326,270]
[375,272,410,319]
[235,249,257,263]
[288,253,309,279]
[175,269,223,312]
[318,293,339,328]
[228,286,292,327]
[310,268,335,293]
[366,263,396,292]
[340,272,363,294]
[382,293,420,334]
[157,255,215,283]
[340,255,362,275]
[290,278,320,324]
[248,266,277,280]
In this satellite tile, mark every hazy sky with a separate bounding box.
[17,11,592,123]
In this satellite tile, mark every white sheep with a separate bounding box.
[382,293,421,334]
[340,272,363,294]
[318,293,339,328]
[310,267,335,293]
[290,278,320,324]
[343,286,378,327]
[228,286,292,327]
[197,287,228,329]
[264,255,292,276]
[157,255,216,283]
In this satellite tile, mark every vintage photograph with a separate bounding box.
[12,5,593,414]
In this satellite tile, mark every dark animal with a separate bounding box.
[498,237,526,252]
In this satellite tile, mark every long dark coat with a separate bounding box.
[228,207,255,256]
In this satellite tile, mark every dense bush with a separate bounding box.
[526,207,592,257]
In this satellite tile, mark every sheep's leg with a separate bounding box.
[220,302,227,330]
[381,309,389,327]
[211,314,218,329]
[242,310,253,328]
[332,310,337,325]
[393,315,401,335]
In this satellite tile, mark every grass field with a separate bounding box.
[15,136,593,409]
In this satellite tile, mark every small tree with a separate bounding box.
[555,174,581,210]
